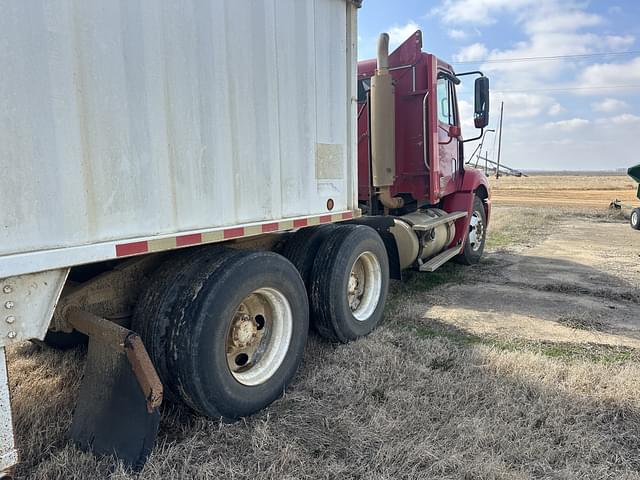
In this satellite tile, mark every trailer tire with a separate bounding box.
[310,225,389,343]
[132,246,233,401]
[281,224,338,290]
[455,195,487,265]
[631,208,640,230]
[167,251,308,420]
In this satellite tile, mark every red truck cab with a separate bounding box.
[356,31,491,264]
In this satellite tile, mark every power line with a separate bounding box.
[493,84,640,93]
[453,50,640,65]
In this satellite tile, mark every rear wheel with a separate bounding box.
[132,246,231,401]
[310,225,389,343]
[631,208,640,230]
[456,195,487,265]
[166,250,308,419]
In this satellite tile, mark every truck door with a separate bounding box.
[436,74,460,197]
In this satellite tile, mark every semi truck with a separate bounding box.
[0,0,491,473]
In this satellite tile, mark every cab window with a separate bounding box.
[437,74,459,127]
[437,78,451,124]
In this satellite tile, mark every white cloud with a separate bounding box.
[578,57,640,90]
[447,28,468,40]
[524,10,601,34]
[430,0,532,26]
[604,35,635,50]
[607,113,640,124]
[387,21,420,51]
[544,118,590,130]
[453,43,488,62]
[591,98,629,113]
[548,103,564,116]
[492,92,556,119]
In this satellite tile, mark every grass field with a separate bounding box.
[8,175,640,479]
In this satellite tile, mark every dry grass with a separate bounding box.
[489,175,635,192]
[488,175,638,209]
[9,179,640,479]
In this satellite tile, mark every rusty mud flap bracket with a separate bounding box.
[66,309,162,470]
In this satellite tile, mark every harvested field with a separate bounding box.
[489,175,639,208]
[8,177,640,479]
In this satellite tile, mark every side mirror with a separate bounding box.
[474,76,490,129]
[448,125,461,138]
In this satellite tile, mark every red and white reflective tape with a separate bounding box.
[114,210,358,258]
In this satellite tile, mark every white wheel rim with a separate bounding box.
[225,287,293,386]
[347,251,383,321]
[633,211,639,226]
[468,210,485,252]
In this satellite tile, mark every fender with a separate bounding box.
[441,167,492,247]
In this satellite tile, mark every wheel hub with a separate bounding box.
[225,289,293,386]
[348,271,364,310]
[346,251,383,321]
[468,210,485,252]
[230,313,258,348]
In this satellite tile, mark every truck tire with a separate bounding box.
[132,246,234,401]
[310,225,389,343]
[631,208,640,230]
[455,195,487,265]
[166,250,309,420]
[281,224,338,290]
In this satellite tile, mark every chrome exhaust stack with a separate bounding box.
[371,33,404,210]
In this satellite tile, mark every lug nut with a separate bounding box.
[2,286,11,294]
[4,301,14,310]
[5,316,14,324]
[7,331,16,339]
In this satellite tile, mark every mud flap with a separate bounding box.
[66,310,162,471]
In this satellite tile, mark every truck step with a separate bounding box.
[411,211,467,231]
[419,245,463,272]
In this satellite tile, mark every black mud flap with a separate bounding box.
[67,310,162,471]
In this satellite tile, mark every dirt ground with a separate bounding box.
[8,179,640,479]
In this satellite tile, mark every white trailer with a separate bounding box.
[0,0,380,472]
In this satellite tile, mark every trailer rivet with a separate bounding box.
[4,301,14,310]
[2,286,11,294]
[7,331,16,339]
[5,316,14,324]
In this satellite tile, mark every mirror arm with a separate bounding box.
[462,127,484,143]
[456,70,485,78]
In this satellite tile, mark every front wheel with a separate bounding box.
[631,208,640,230]
[456,195,487,265]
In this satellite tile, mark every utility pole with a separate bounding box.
[496,101,504,180]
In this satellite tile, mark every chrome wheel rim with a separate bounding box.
[633,210,639,226]
[468,210,485,252]
[348,251,383,321]
[225,288,293,386]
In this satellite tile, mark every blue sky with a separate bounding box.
[357,0,640,171]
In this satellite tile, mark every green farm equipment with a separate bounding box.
[629,164,640,230]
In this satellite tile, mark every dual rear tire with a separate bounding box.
[133,224,390,421]
[133,249,308,419]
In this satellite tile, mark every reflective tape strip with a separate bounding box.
[114,210,360,258]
